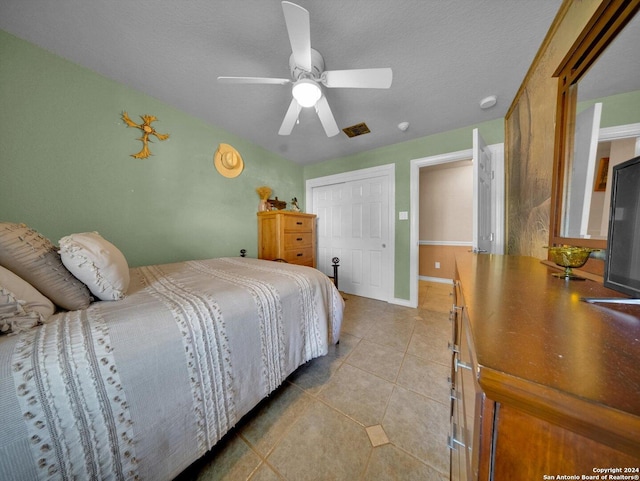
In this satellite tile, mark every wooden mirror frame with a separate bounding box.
[549,0,640,250]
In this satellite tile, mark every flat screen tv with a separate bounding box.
[603,155,640,299]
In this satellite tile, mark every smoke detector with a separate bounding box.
[397,122,410,132]
[480,95,497,109]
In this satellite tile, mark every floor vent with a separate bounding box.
[342,122,370,138]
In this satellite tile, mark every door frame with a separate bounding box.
[410,145,504,307]
[598,122,640,153]
[306,163,396,303]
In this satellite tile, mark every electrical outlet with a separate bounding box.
[435,262,441,269]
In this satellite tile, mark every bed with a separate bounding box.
[0,224,343,481]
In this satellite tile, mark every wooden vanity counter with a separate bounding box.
[453,253,640,477]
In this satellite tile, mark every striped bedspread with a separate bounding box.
[0,257,343,481]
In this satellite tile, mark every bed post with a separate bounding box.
[331,257,339,289]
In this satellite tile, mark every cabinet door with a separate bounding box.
[492,404,639,480]
[258,216,279,260]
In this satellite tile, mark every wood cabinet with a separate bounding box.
[450,253,640,480]
[450,280,493,481]
[257,211,316,267]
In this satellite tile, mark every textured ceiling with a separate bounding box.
[1,1,637,165]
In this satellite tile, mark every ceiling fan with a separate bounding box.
[217,1,393,137]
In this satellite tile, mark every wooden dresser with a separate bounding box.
[450,253,640,481]
[257,211,316,267]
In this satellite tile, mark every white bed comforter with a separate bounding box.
[0,257,343,480]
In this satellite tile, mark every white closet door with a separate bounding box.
[313,175,390,301]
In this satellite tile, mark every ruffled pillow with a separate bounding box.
[0,223,91,311]
[59,232,130,301]
[0,265,56,335]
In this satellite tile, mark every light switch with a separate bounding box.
[399,211,408,220]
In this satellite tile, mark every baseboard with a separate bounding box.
[419,275,454,284]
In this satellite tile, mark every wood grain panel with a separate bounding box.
[505,0,598,258]
[493,404,638,480]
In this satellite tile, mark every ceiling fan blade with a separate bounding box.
[217,76,291,85]
[281,1,312,72]
[322,68,393,89]
[278,98,302,135]
[315,96,340,137]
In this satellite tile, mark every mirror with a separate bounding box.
[561,12,640,240]
[551,2,640,249]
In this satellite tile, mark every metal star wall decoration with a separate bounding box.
[122,112,170,159]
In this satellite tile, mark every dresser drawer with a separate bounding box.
[258,211,316,268]
[284,232,313,249]
[282,247,314,265]
[283,215,314,232]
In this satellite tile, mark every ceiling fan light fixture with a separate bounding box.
[292,79,322,107]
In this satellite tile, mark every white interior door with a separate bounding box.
[472,128,494,254]
[564,102,602,237]
[313,175,390,301]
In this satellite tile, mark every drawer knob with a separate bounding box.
[455,358,472,372]
[297,253,303,257]
[447,423,466,450]
[297,237,303,241]
[296,221,303,225]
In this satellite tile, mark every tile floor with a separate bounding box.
[175,281,453,481]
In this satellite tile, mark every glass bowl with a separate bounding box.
[546,246,599,280]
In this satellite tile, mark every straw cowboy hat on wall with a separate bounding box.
[214,143,244,178]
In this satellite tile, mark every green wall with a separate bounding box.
[0,30,304,267]
[303,119,505,301]
[577,89,640,127]
[1,29,507,302]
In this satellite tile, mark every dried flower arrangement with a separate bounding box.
[256,186,272,200]
[256,186,272,212]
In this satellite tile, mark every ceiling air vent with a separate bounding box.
[342,122,370,138]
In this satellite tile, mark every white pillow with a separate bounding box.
[0,265,56,335]
[0,222,91,311]
[59,232,130,301]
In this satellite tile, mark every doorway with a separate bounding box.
[419,160,474,282]
[409,134,504,307]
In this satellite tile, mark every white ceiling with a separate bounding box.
[1,1,637,165]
